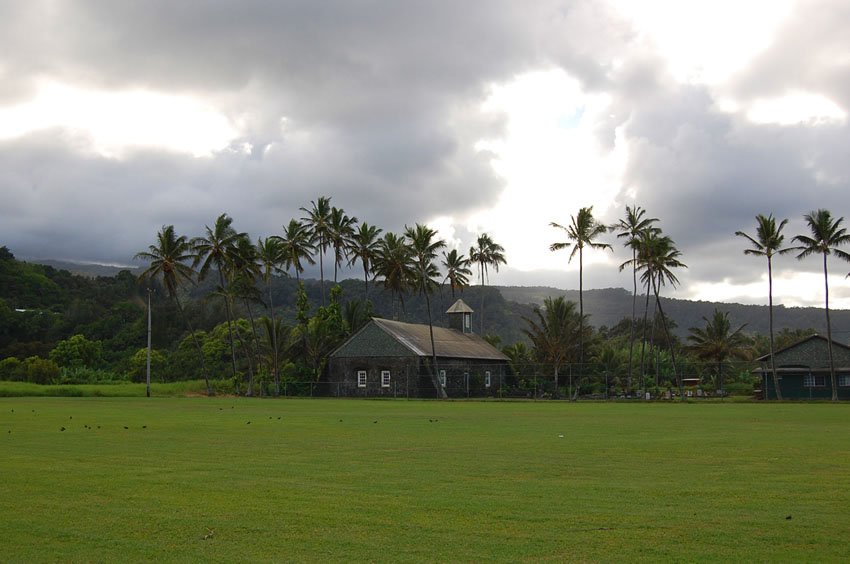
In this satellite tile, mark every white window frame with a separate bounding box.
[804,374,826,388]
[485,370,491,388]
[839,375,850,387]
[357,370,367,388]
[381,370,391,388]
[439,369,446,387]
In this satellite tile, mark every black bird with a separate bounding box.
[246,421,251,425]
[142,425,147,429]
[277,417,281,420]
[786,515,792,520]
[60,427,65,432]
[123,426,128,429]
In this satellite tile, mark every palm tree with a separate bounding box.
[523,296,581,398]
[327,206,358,283]
[277,219,315,282]
[687,309,751,395]
[792,209,850,401]
[374,232,415,320]
[300,196,333,304]
[192,213,246,384]
[441,249,472,298]
[135,225,212,395]
[256,237,284,395]
[230,235,264,396]
[736,214,792,400]
[468,233,506,334]
[348,222,383,300]
[405,223,447,399]
[614,205,658,393]
[550,206,611,374]
[637,232,687,399]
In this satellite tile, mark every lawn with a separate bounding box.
[1,398,849,562]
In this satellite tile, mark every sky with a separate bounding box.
[2,0,850,308]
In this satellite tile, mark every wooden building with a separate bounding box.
[327,299,509,398]
[756,335,850,399]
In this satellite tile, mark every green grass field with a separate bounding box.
[1,398,849,562]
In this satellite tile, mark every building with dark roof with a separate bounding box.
[328,299,508,398]
[755,334,850,399]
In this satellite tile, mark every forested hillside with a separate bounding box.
[498,286,850,341]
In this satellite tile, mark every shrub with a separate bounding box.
[23,356,61,384]
[0,357,24,381]
[49,334,103,369]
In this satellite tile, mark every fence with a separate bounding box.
[249,360,760,399]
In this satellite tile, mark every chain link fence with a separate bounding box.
[257,360,762,399]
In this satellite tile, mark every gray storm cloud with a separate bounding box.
[1,0,850,304]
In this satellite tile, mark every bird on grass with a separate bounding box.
[60,427,65,432]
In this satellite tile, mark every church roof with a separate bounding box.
[371,317,507,361]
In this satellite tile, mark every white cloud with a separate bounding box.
[746,90,847,125]
[0,80,239,157]
[469,69,625,273]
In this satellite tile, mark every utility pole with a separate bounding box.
[146,288,152,398]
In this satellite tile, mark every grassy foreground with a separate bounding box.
[1,399,849,562]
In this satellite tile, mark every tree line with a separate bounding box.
[2,200,847,400]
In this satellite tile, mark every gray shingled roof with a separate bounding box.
[372,318,508,361]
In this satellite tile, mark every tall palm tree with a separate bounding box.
[687,309,751,395]
[637,232,687,399]
[736,214,792,400]
[468,233,506,334]
[522,296,581,398]
[230,235,263,396]
[614,205,658,393]
[792,209,850,401]
[192,213,246,383]
[135,225,212,395]
[405,223,447,399]
[550,206,611,374]
[441,249,472,298]
[256,236,284,395]
[327,206,358,283]
[374,232,415,320]
[300,196,333,304]
[277,219,315,282]
[348,221,383,300]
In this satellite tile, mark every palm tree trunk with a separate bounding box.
[242,297,262,396]
[628,250,637,394]
[767,256,782,400]
[425,291,447,399]
[578,246,584,383]
[232,321,255,396]
[479,262,485,335]
[823,252,838,401]
[639,279,652,395]
[174,295,213,396]
[267,279,280,396]
[319,237,326,306]
[218,270,239,385]
[653,279,683,401]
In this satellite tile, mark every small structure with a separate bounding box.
[327,299,508,398]
[755,335,850,399]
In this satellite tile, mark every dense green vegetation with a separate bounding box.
[2,202,848,398]
[2,398,849,561]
